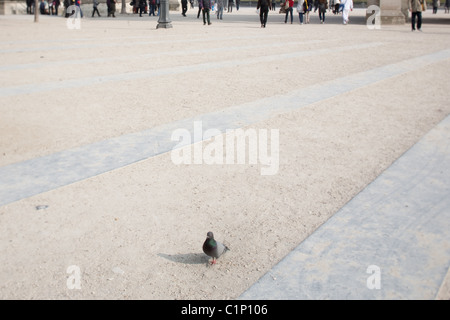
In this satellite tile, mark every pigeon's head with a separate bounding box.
[206,231,214,239]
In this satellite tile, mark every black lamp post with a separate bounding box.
[157,0,173,28]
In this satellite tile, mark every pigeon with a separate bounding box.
[202,231,229,265]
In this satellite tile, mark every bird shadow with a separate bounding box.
[158,252,210,265]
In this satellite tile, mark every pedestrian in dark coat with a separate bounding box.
[228,0,234,12]
[257,0,271,27]
[138,0,146,16]
[201,0,212,25]
[181,0,188,16]
[197,0,203,18]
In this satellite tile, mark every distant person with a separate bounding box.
[56,0,61,15]
[284,0,294,23]
[107,0,116,17]
[75,0,83,18]
[318,0,327,23]
[297,0,305,24]
[111,0,117,17]
[333,0,340,14]
[432,0,439,13]
[197,0,202,18]
[26,0,33,14]
[149,0,156,15]
[64,0,70,17]
[39,0,49,14]
[341,0,352,24]
[304,0,311,23]
[257,0,271,27]
[48,0,54,14]
[49,0,60,15]
[228,0,233,12]
[409,0,426,31]
[181,0,188,16]
[92,0,101,16]
[216,0,224,19]
[445,0,450,13]
[271,0,276,11]
[138,0,146,16]
[201,0,212,25]
[235,0,240,10]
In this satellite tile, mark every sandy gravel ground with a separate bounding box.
[0,7,449,299]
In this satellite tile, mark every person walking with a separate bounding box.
[409,0,426,31]
[149,0,156,15]
[341,0,352,24]
[333,0,340,14]
[297,0,305,24]
[109,0,117,18]
[92,0,100,16]
[445,0,450,13]
[216,0,224,19]
[197,0,202,18]
[138,0,146,16]
[271,0,276,11]
[26,0,33,14]
[432,0,439,13]
[284,0,294,23]
[201,0,212,24]
[51,0,60,15]
[318,0,327,23]
[181,0,188,16]
[64,0,70,16]
[257,0,271,27]
[235,0,240,10]
[49,0,54,14]
[75,0,83,18]
[304,0,310,23]
[228,0,233,12]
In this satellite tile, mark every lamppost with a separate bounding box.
[157,0,173,28]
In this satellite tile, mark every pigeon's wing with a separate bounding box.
[215,240,229,258]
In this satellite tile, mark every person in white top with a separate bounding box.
[341,0,353,24]
[297,0,305,24]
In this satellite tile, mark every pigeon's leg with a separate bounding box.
[210,258,217,265]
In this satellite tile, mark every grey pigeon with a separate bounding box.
[202,231,229,264]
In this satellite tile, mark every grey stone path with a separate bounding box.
[240,115,450,299]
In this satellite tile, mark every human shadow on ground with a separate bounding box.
[158,252,210,265]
